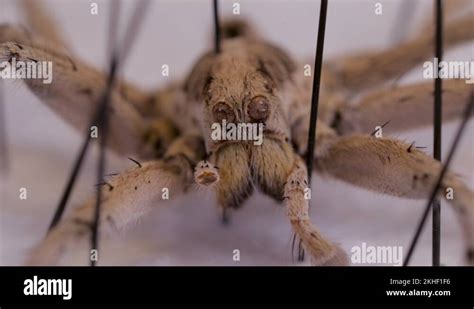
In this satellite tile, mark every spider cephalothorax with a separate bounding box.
[185,39,299,208]
[1,0,473,266]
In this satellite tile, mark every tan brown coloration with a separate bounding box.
[0,21,152,115]
[142,118,180,158]
[148,82,199,134]
[316,135,474,258]
[337,79,473,135]
[27,159,188,266]
[250,138,295,200]
[329,13,474,92]
[27,135,205,266]
[284,159,349,266]
[212,143,253,209]
[3,0,472,265]
[194,160,220,187]
[292,118,339,157]
[187,38,294,150]
[183,34,298,212]
[218,18,258,41]
[0,41,149,156]
[0,24,72,69]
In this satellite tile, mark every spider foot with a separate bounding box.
[194,160,220,186]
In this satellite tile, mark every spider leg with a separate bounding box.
[193,158,225,221]
[284,157,349,266]
[336,79,473,135]
[26,135,206,266]
[16,0,153,115]
[328,12,473,92]
[17,0,151,108]
[0,40,152,156]
[0,22,152,115]
[316,134,474,265]
[0,24,181,158]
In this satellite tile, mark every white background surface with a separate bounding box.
[0,0,473,266]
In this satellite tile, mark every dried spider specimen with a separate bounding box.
[0,0,472,266]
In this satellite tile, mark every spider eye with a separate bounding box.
[212,102,235,123]
[248,96,269,122]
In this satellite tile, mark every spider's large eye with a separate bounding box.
[212,102,235,123]
[248,96,270,122]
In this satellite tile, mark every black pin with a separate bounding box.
[303,0,328,263]
[90,0,151,267]
[306,0,328,183]
[46,0,151,268]
[213,0,221,54]
[432,0,443,267]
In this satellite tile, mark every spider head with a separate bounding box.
[186,40,295,150]
[204,70,274,128]
[183,40,299,204]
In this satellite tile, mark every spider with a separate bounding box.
[0,0,472,266]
